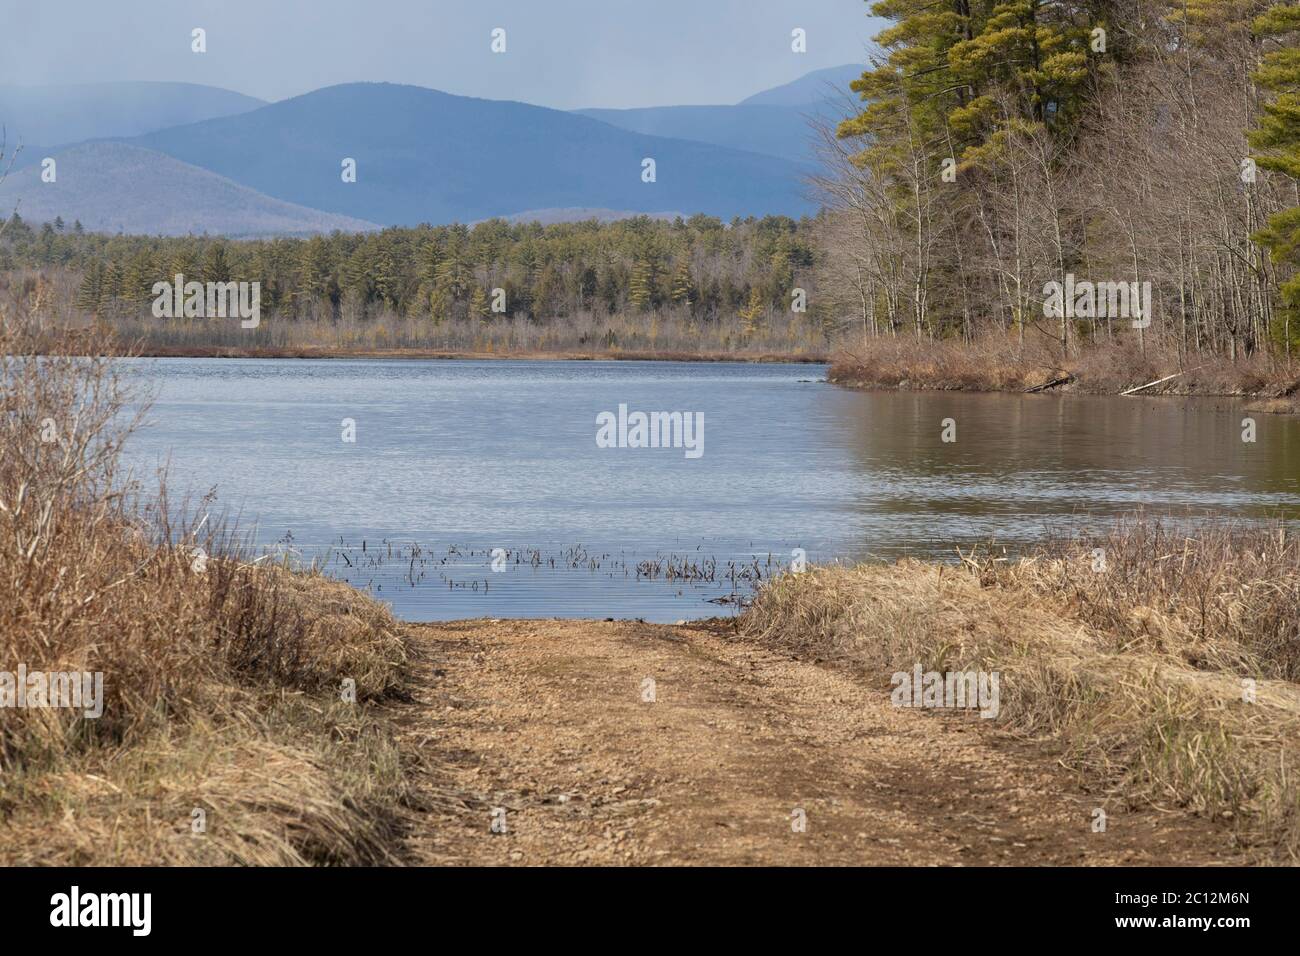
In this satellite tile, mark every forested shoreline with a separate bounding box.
[820,0,1300,369]
[0,214,832,357]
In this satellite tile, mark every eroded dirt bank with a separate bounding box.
[398,618,1244,866]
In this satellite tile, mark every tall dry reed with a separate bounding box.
[0,306,412,865]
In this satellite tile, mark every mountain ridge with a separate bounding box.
[0,81,266,148]
[0,68,863,234]
[739,64,863,107]
[124,82,816,225]
[0,141,379,237]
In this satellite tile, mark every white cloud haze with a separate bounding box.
[1,0,877,108]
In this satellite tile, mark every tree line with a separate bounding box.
[818,0,1300,363]
[0,213,828,340]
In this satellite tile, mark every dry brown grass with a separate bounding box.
[1246,398,1299,415]
[740,519,1300,862]
[829,332,1300,398]
[0,311,413,865]
[1016,519,1300,682]
[831,334,1061,391]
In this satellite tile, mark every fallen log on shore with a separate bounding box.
[1120,366,1203,396]
[1024,375,1072,393]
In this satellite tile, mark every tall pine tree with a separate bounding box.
[1249,3,1300,350]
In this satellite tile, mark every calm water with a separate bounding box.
[121,358,1300,621]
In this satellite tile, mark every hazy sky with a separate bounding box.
[2,0,880,109]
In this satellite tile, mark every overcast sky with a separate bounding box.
[1,0,879,109]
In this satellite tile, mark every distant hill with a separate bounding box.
[127,83,815,225]
[0,81,265,148]
[0,142,379,237]
[574,66,864,164]
[739,64,864,108]
[573,104,816,163]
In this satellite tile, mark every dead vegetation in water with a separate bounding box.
[740,518,1300,862]
[318,538,781,606]
[0,316,412,865]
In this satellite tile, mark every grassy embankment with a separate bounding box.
[829,334,1300,413]
[0,322,415,865]
[740,519,1300,862]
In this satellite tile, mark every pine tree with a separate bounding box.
[169,247,200,284]
[435,242,471,302]
[739,287,766,337]
[202,243,232,283]
[343,243,377,304]
[419,236,443,287]
[841,0,1098,170]
[123,251,156,305]
[532,264,560,319]
[470,285,490,321]
[428,285,451,325]
[98,260,124,314]
[670,257,694,308]
[76,261,103,316]
[297,236,333,306]
[597,259,621,314]
[628,260,653,311]
[1249,3,1300,350]
[374,244,403,308]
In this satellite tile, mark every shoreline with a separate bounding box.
[89,342,1296,412]
[827,346,1300,412]
[103,344,833,364]
[829,370,1300,411]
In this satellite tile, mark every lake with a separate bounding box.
[122,358,1300,621]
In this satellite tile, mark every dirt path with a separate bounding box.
[399,618,1245,866]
